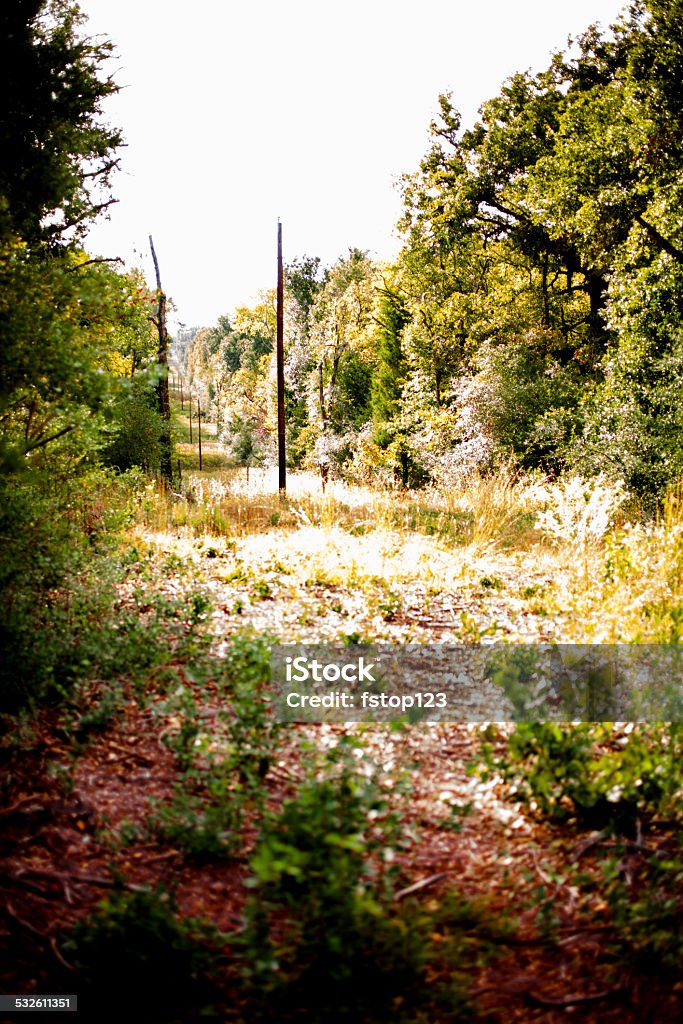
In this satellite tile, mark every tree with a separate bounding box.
[0,0,121,246]
[309,249,377,432]
[390,2,683,492]
[222,413,266,483]
[0,2,146,704]
[370,286,409,429]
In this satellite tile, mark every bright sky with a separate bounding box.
[79,0,627,330]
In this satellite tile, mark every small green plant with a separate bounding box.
[242,740,497,1022]
[483,723,682,832]
[251,580,272,601]
[158,684,201,771]
[603,849,683,974]
[378,589,402,622]
[63,683,125,744]
[438,801,473,833]
[149,784,242,858]
[62,886,224,1020]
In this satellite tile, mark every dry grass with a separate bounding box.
[126,466,683,644]
[142,467,549,552]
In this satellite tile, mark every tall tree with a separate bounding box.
[0,0,121,247]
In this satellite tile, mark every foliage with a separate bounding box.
[102,375,165,473]
[0,0,121,245]
[483,723,683,832]
[0,1,171,710]
[63,886,223,1021]
[148,632,278,857]
[604,849,683,975]
[242,738,484,1022]
[173,3,683,501]
[221,412,267,477]
[0,516,215,711]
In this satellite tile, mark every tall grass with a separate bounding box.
[137,467,552,552]
[126,467,683,643]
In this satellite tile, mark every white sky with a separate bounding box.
[79,0,627,330]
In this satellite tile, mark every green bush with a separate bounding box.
[102,376,165,474]
[459,334,585,473]
[241,739,487,1022]
[63,886,223,1021]
[484,723,682,832]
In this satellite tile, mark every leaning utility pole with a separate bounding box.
[149,235,173,484]
[276,220,286,493]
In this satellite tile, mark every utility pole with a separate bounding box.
[149,235,173,484]
[197,398,202,471]
[276,220,286,493]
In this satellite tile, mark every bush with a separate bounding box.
[102,376,164,474]
[483,723,683,833]
[242,739,487,1022]
[63,886,223,1021]
[453,333,585,474]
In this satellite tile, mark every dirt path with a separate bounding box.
[2,467,681,1022]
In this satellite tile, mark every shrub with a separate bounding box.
[63,886,223,1021]
[102,376,164,474]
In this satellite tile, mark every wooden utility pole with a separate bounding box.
[197,399,202,471]
[276,220,286,493]
[149,235,173,483]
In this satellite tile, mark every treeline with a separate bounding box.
[182,0,683,498]
[0,1,176,703]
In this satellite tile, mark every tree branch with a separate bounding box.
[81,157,121,180]
[24,425,74,454]
[635,214,683,262]
[67,257,124,272]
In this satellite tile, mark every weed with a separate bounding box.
[62,886,224,1021]
[483,723,683,833]
[603,849,683,974]
[378,589,402,622]
[438,801,473,833]
[149,784,242,858]
[242,739,496,1022]
[46,759,76,795]
[63,683,125,744]
[251,580,272,601]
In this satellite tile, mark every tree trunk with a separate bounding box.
[586,270,608,352]
[149,235,173,483]
[318,360,327,426]
[541,252,550,328]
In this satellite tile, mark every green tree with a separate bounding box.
[0,1,150,705]
[222,413,266,482]
[370,286,409,429]
[0,0,121,246]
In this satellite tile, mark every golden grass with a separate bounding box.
[128,467,683,644]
